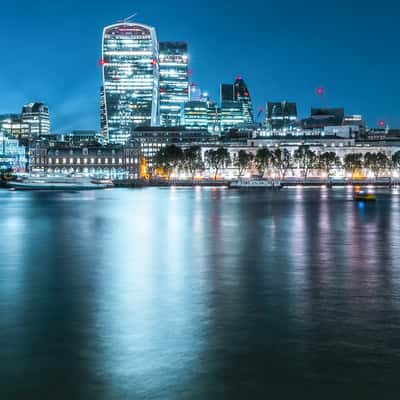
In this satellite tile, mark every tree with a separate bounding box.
[255,147,273,177]
[318,152,341,180]
[153,145,183,179]
[205,147,231,180]
[392,151,400,174]
[272,148,292,180]
[293,145,317,179]
[343,153,363,179]
[235,150,253,178]
[182,146,204,180]
[364,152,390,178]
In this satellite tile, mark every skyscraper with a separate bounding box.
[21,102,50,136]
[183,101,208,130]
[159,42,189,127]
[234,76,254,123]
[102,22,159,144]
[220,101,246,132]
[220,84,234,102]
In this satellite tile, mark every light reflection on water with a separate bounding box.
[1,187,400,397]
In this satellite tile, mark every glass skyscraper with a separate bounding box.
[234,77,254,123]
[159,42,189,127]
[21,102,50,136]
[183,101,208,130]
[102,23,159,144]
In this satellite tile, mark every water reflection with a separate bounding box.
[1,188,400,397]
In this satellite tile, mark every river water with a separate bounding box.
[1,187,400,397]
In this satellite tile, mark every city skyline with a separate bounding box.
[0,0,399,132]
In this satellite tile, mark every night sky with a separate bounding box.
[0,0,398,132]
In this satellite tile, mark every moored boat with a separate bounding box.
[7,176,113,191]
[229,178,282,189]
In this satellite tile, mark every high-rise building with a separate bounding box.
[266,101,298,130]
[0,114,30,140]
[234,77,254,123]
[21,102,50,136]
[220,84,234,102]
[100,86,107,142]
[220,101,246,132]
[159,42,189,127]
[102,22,159,144]
[183,101,208,130]
[207,101,220,135]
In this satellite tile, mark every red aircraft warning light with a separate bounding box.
[316,87,325,96]
[378,120,386,128]
[99,59,105,66]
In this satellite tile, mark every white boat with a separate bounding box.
[7,176,113,191]
[229,178,282,189]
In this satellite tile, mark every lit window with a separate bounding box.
[91,158,95,164]
[84,158,88,164]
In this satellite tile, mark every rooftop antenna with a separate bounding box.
[124,13,138,22]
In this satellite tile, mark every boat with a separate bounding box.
[7,176,113,191]
[229,178,282,189]
[353,190,376,201]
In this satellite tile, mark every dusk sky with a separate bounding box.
[0,0,398,132]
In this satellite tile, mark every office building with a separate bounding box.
[234,77,254,123]
[102,22,159,144]
[266,101,298,130]
[183,101,208,130]
[159,42,189,127]
[21,102,50,136]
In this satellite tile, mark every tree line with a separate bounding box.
[152,144,400,180]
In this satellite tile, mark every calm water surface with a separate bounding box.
[1,187,400,398]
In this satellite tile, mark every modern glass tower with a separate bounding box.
[102,22,159,144]
[159,42,189,127]
[234,77,254,123]
[183,101,208,130]
[21,102,50,136]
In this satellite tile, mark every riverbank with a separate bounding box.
[112,178,399,188]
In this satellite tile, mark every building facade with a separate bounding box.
[266,101,298,131]
[220,100,246,132]
[183,101,208,130]
[29,140,141,178]
[234,77,254,123]
[159,42,189,127]
[21,102,50,136]
[102,22,159,144]
[0,131,27,171]
[0,114,30,140]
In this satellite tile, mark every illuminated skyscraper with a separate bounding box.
[220,101,246,132]
[234,76,254,123]
[183,101,208,130]
[102,22,159,144]
[159,42,189,127]
[21,102,50,136]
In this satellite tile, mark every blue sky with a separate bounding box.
[0,0,398,132]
